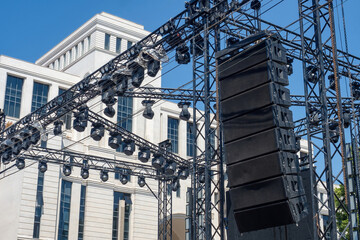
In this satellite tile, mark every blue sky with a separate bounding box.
[0,0,359,179]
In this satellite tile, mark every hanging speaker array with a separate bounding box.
[217,35,308,233]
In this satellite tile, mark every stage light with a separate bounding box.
[114,74,129,96]
[63,164,72,176]
[286,57,294,76]
[16,157,25,170]
[53,120,63,136]
[328,74,336,90]
[147,58,160,77]
[175,45,190,65]
[159,22,174,36]
[30,131,41,145]
[1,149,12,165]
[81,166,89,179]
[152,154,165,170]
[172,178,180,192]
[108,132,122,149]
[20,129,31,150]
[250,0,261,10]
[76,77,90,93]
[104,104,116,118]
[11,136,22,156]
[123,139,135,156]
[138,176,146,187]
[100,169,109,182]
[90,123,105,141]
[39,161,48,173]
[98,74,115,91]
[309,107,320,126]
[351,82,360,100]
[199,167,205,184]
[306,66,318,84]
[142,100,155,119]
[178,102,191,121]
[343,110,350,128]
[138,146,151,163]
[330,129,339,143]
[190,35,204,56]
[130,62,145,88]
[73,106,88,132]
[178,167,189,180]
[101,89,116,105]
[226,37,240,47]
[120,174,129,185]
[165,161,177,176]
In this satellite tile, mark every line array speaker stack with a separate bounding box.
[217,34,308,233]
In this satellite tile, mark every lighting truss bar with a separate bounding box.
[87,109,189,167]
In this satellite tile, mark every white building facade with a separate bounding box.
[0,12,203,240]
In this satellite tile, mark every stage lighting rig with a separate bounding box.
[100,169,109,182]
[159,21,175,36]
[172,178,180,192]
[81,164,90,179]
[142,100,155,119]
[306,65,318,84]
[309,106,321,126]
[129,62,144,88]
[250,0,261,10]
[1,148,12,165]
[138,146,151,163]
[190,35,204,56]
[113,73,129,96]
[138,175,146,187]
[351,81,360,100]
[104,104,116,118]
[63,164,72,176]
[178,102,191,121]
[198,167,205,184]
[152,153,165,170]
[90,123,105,141]
[343,110,350,128]
[39,160,48,173]
[76,76,90,93]
[165,161,177,176]
[73,106,89,132]
[108,131,122,149]
[11,135,22,156]
[123,139,135,155]
[226,37,240,47]
[175,45,191,65]
[178,166,189,180]
[147,58,161,77]
[16,157,25,170]
[120,173,129,185]
[53,120,63,136]
[286,57,294,76]
[328,74,336,91]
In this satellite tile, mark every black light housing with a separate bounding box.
[352,82,360,100]
[286,57,294,76]
[98,74,115,91]
[90,123,105,141]
[138,146,151,163]
[152,154,165,170]
[165,161,177,176]
[104,104,116,118]
[108,132,122,149]
[73,106,88,132]
[178,167,189,180]
[120,173,129,185]
[343,110,350,128]
[100,169,109,182]
[250,0,261,10]
[76,77,90,93]
[54,120,63,136]
[142,100,155,119]
[101,89,116,105]
[123,139,135,155]
[131,63,145,88]
[172,178,180,192]
[306,66,318,84]
[226,37,240,47]
[16,157,25,170]
[328,74,336,90]
[199,167,205,184]
[1,148,12,165]
[138,176,146,187]
[147,58,160,77]
[11,136,22,156]
[175,45,190,65]
[81,166,89,179]
[159,22,174,36]
[63,164,72,176]
[178,102,191,121]
[22,137,31,151]
[39,161,48,173]
[309,107,321,126]
[114,74,129,96]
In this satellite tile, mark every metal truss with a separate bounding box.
[158,180,173,240]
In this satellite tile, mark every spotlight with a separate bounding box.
[108,132,122,149]
[100,169,109,182]
[90,123,105,141]
[76,77,90,93]
[306,66,318,84]
[120,174,129,185]
[351,82,360,100]
[20,128,31,150]
[73,106,88,132]
[123,139,135,155]
[1,148,12,165]
[343,110,350,128]
[129,62,144,88]
[30,130,41,145]
[159,22,174,36]
[190,35,204,56]
[309,107,320,126]
[16,157,25,170]
[11,136,22,156]
[104,104,116,118]
[226,37,240,47]
[53,120,63,136]
[175,45,190,65]
[330,129,339,143]
[328,74,336,90]
[101,89,116,105]
[98,74,115,91]
[172,178,180,192]
[147,58,160,77]
[114,74,129,96]
[329,120,338,131]
[250,0,261,10]
[138,146,151,163]
[81,165,89,179]
[62,164,71,176]
[22,137,31,151]
[286,57,294,76]
[138,176,146,187]
[39,161,48,173]
[165,161,177,176]
[152,153,165,170]
[178,167,189,180]
[142,100,155,119]
[178,102,191,121]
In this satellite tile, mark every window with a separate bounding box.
[87,36,91,51]
[31,82,49,112]
[127,41,133,49]
[78,185,86,240]
[116,37,122,53]
[117,97,133,152]
[4,75,23,118]
[168,118,179,153]
[187,122,195,157]
[58,88,72,130]
[33,170,45,238]
[105,33,110,50]
[58,180,72,240]
[55,59,59,70]
[112,192,132,240]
